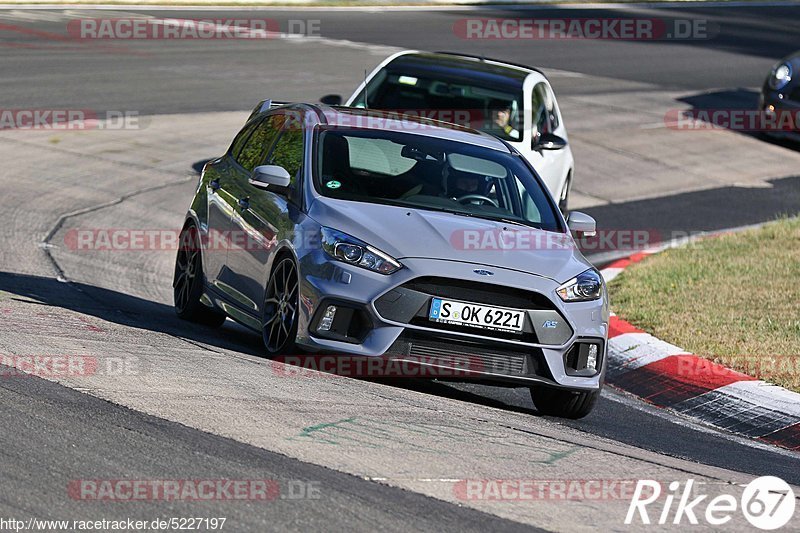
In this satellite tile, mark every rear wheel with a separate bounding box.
[173,223,226,327]
[530,386,599,419]
[261,256,300,356]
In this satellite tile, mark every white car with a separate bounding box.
[323,50,575,211]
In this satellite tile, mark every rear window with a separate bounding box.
[351,70,524,142]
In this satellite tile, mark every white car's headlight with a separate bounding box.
[769,62,792,91]
[321,227,402,275]
[556,268,603,302]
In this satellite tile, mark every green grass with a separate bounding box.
[609,217,800,392]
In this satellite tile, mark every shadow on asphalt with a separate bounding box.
[5,270,800,485]
[580,175,800,259]
[676,89,800,152]
[0,270,545,418]
[0,270,266,358]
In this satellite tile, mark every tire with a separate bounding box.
[261,255,300,356]
[173,223,227,327]
[530,386,599,419]
[558,175,571,214]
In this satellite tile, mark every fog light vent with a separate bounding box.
[586,344,598,372]
[318,305,337,331]
[564,341,603,377]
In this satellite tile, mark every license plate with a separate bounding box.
[428,298,525,333]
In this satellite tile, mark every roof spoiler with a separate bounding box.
[248,99,290,121]
[432,51,546,78]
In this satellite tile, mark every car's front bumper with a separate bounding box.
[294,253,608,390]
[759,88,800,140]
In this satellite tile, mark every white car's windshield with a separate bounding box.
[350,70,523,142]
[315,128,561,232]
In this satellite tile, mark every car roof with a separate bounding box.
[311,105,512,152]
[382,51,542,91]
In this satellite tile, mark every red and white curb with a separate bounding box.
[600,252,800,452]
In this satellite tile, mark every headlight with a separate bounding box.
[556,268,603,302]
[320,227,402,275]
[769,62,792,90]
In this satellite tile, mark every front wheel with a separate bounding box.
[530,386,599,419]
[261,256,300,356]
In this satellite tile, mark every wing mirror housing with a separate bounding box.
[249,165,291,190]
[533,132,568,152]
[567,211,597,238]
[320,94,343,105]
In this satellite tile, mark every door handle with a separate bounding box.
[238,197,250,209]
[209,179,221,191]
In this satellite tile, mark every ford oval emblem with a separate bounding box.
[473,269,494,276]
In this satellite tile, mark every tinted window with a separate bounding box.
[316,128,560,231]
[266,118,304,188]
[229,120,259,160]
[236,114,285,172]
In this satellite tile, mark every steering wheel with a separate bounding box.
[456,194,499,208]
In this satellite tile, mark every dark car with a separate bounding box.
[759,51,800,140]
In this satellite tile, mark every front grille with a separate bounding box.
[407,315,538,342]
[384,332,549,378]
[375,276,565,344]
[400,276,556,310]
[789,87,800,103]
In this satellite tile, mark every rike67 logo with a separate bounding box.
[626,476,795,530]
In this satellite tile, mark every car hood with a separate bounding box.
[307,197,592,284]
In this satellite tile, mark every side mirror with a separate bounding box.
[250,165,291,190]
[320,94,343,105]
[567,211,596,238]
[533,132,567,152]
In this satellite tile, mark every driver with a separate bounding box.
[451,174,480,198]
[446,168,484,201]
[488,99,520,141]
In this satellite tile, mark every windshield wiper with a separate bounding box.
[363,198,545,230]
[439,210,544,230]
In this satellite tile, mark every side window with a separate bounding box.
[531,83,548,137]
[545,85,560,130]
[236,114,285,172]
[266,116,305,188]
[229,120,259,160]
[531,82,560,137]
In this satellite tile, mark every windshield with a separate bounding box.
[350,70,523,142]
[314,128,561,232]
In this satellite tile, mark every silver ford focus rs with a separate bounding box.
[174,101,608,418]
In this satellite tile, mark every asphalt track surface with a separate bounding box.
[0,3,799,531]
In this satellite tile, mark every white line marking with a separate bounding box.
[608,332,685,371]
